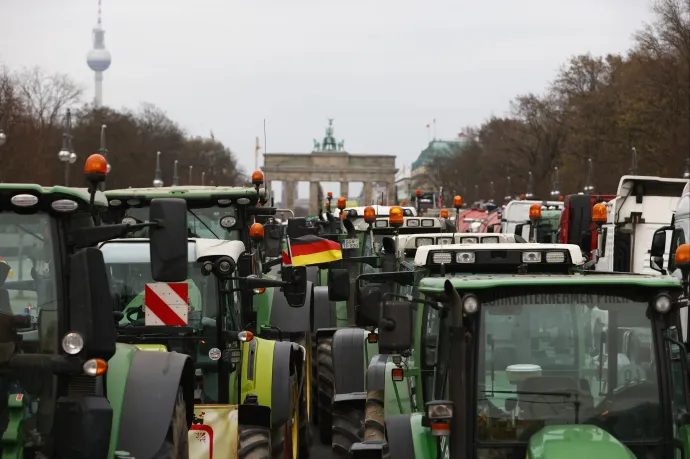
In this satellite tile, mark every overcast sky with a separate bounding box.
[0,0,653,198]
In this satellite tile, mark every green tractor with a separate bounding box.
[514,203,563,243]
[0,165,193,457]
[353,242,690,459]
[102,176,329,458]
[309,203,452,456]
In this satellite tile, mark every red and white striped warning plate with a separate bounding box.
[144,283,189,326]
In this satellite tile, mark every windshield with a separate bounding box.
[0,212,58,354]
[123,205,239,240]
[476,291,660,456]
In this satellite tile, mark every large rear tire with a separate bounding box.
[271,374,300,459]
[295,335,313,458]
[238,425,271,459]
[317,336,334,444]
[151,386,189,459]
[332,403,364,459]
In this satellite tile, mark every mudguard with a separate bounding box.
[332,328,368,394]
[271,340,300,427]
[306,266,319,285]
[269,281,313,333]
[116,350,194,459]
[312,285,337,332]
[385,414,417,459]
[365,354,389,391]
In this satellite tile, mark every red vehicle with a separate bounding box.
[558,193,615,253]
[455,208,488,232]
[478,208,502,233]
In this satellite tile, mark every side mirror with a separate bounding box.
[378,300,412,354]
[579,230,593,255]
[149,198,188,282]
[67,247,117,360]
[263,222,282,259]
[328,269,350,302]
[282,266,307,307]
[514,223,525,237]
[487,226,494,233]
[650,227,671,273]
[356,285,381,327]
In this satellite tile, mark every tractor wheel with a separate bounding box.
[364,389,385,441]
[310,334,319,425]
[271,374,300,459]
[295,335,313,458]
[152,386,189,459]
[238,425,271,459]
[317,336,334,444]
[332,403,364,459]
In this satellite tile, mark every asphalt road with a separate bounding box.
[308,425,331,458]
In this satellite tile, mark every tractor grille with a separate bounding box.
[67,375,101,396]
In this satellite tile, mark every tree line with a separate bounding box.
[424,0,690,204]
[0,66,245,188]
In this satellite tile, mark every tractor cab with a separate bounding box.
[357,243,690,459]
[396,232,524,260]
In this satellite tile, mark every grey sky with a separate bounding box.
[0,0,653,199]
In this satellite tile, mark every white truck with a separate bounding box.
[595,175,687,275]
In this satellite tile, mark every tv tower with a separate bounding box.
[86,0,111,107]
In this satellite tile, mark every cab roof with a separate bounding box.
[413,242,585,267]
[396,232,518,251]
[99,238,245,263]
[105,186,261,200]
[353,216,444,231]
[418,273,682,293]
[0,184,107,207]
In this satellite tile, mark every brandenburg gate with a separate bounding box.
[262,119,397,215]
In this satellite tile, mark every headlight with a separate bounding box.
[482,237,499,244]
[437,237,453,245]
[62,332,84,355]
[374,220,388,227]
[460,237,478,244]
[82,358,108,376]
[545,251,565,263]
[522,251,542,263]
[456,252,475,263]
[462,294,479,314]
[122,217,137,225]
[416,238,433,247]
[427,401,454,420]
[220,216,237,228]
[654,294,672,314]
[406,219,419,227]
[421,219,434,227]
[432,252,453,264]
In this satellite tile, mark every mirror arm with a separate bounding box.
[235,276,288,288]
[71,221,163,249]
[356,271,415,286]
[261,257,282,274]
[383,292,445,311]
[342,255,380,268]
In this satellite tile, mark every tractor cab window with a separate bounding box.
[123,205,240,240]
[0,212,58,355]
[475,291,662,459]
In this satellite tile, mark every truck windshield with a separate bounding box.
[0,212,58,354]
[475,291,661,457]
[123,205,239,240]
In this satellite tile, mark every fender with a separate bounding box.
[385,414,417,459]
[269,281,313,333]
[306,266,319,285]
[365,354,389,391]
[270,339,300,427]
[332,328,368,394]
[116,350,195,459]
[312,285,337,332]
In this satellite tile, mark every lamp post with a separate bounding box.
[0,112,6,147]
[99,124,110,190]
[525,171,534,199]
[58,109,77,186]
[188,165,193,185]
[153,151,163,187]
[505,176,512,202]
[172,160,179,186]
[201,172,206,186]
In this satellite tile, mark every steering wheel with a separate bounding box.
[125,305,145,325]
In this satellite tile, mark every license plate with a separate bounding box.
[341,238,360,249]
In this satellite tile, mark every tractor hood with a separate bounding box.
[527,425,635,459]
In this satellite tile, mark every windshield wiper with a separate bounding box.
[187,209,218,239]
[15,224,43,242]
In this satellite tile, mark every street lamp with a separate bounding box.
[201,172,206,186]
[153,151,163,187]
[188,165,193,185]
[0,131,5,147]
[58,109,77,186]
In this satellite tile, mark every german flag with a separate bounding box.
[288,234,342,267]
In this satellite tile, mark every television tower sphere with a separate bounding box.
[87,48,111,72]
